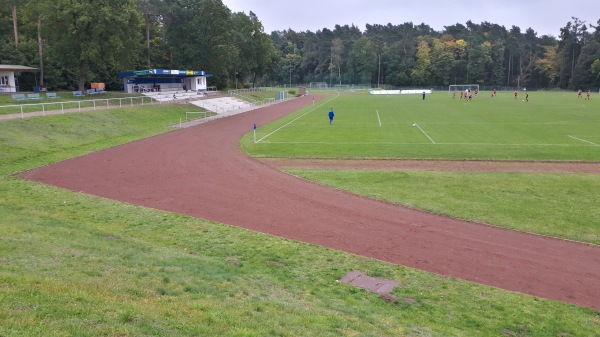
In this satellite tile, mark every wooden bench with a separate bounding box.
[27,93,41,100]
[46,92,58,99]
[72,91,85,97]
[11,94,26,101]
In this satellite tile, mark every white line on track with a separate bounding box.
[569,135,600,146]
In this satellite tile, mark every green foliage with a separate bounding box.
[231,11,279,87]
[411,39,432,84]
[1,2,599,91]
[348,36,377,84]
[38,0,144,90]
[166,0,236,88]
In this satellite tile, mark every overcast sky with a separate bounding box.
[222,0,599,37]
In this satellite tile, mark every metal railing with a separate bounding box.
[0,96,156,119]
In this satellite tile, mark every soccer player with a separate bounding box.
[453,90,456,99]
[475,88,479,97]
[492,88,497,97]
[586,90,591,100]
[328,108,334,124]
[526,92,529,102]
[578,89,583,98]
[514,90,518,100]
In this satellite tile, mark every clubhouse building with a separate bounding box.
[118,69,213,93]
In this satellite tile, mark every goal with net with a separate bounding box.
[309,82,328,89]
[449,84,479,94]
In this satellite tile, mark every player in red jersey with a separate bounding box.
[514,90,518,100]
[578,89,583,98]
[585,90,590,100]
[492,88,497,97]
[525,92,529,102]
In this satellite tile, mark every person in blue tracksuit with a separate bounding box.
[328,108,334,124]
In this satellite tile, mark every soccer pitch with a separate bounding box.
[244,91,600,161]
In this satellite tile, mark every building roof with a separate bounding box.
[118,69,212,78]
[0,65,39,72]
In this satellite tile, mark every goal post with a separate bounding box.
[186,111,210,120]
[449,84,479,94]
[309,82,328,89]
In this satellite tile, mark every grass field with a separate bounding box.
[1,96,600,336]
[242,91,600,160]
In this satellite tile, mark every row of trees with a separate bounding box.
[272,19,600,90]
[1,0,599,91]
[0,0,278,91]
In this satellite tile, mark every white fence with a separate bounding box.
[370,89,433,95]
[0,96,156,119]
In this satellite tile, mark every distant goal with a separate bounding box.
[309,82,328,89]
[449,84,479,93]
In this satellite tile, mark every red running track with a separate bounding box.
[18,95,600,311]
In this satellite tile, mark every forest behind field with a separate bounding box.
[1,0,599,91]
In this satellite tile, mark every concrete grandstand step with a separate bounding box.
[189,96,252,113]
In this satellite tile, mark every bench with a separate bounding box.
[86,89,98,95]
[72,91,85,97]
[46,92,58,99]
[27,93,41,100]
[11,94,26,101]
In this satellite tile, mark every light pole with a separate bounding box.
[377,54,381,88]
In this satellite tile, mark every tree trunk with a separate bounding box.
[79,76,86,92]
[12,5,19,45]
[146,13,151,66]
[38,16,44,87]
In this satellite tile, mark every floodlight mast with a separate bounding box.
[377,54,381,88]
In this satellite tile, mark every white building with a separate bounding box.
[0,65,38,93]
[118,69,213,94]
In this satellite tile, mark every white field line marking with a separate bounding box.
[414,123,436,144]
[376,110,382,127]
[569,135,600,146]
[263,141,587,147]
[256,96,338,143]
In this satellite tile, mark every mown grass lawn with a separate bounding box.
[1,101,599,336]
[242,91,600,161]
[286,169,600,245]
